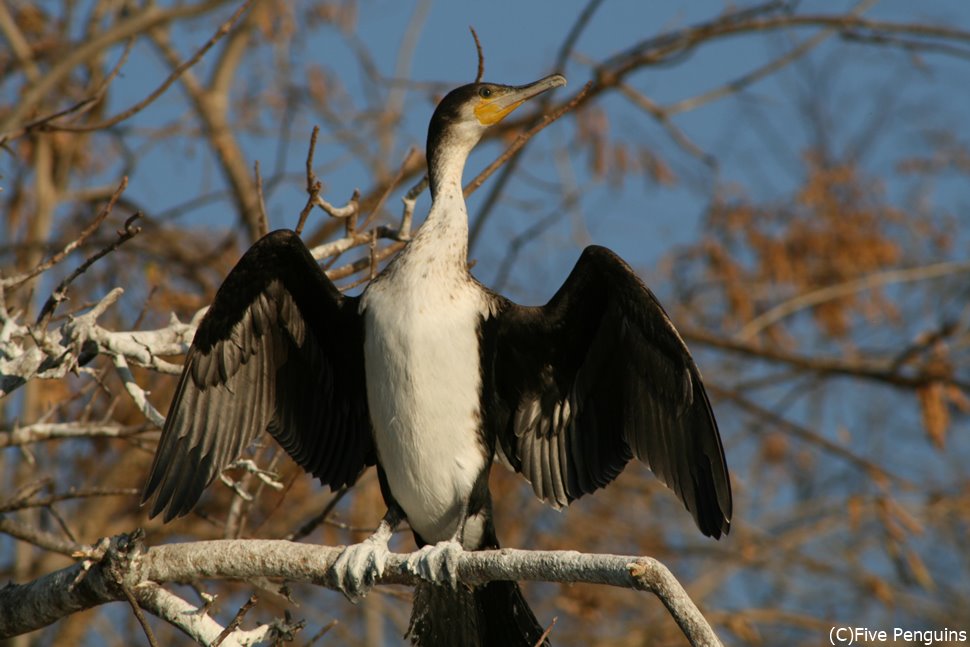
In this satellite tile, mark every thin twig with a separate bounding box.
[0,488,139,514]
[296,127,322,237]
[0,2,241,139]
[708,383,914,489]
[3,178,129,291]
[45,0,258,134]
[285,488,351,542]
[122,584,159,647]
[465,81,591,199]
[313,190,360,221]
[687,325,968,391]
[0,516,81,555]
[470,26,485,82]
[360,147,418,231]
[735,260,970,341]
[614,80,714,165]
[211,594,258,647]
[533,617,558,647]
[0,423,147,449]
[326,241,406,282]
[368,229,379,280]
[467,82,589,249]
[668,0,880,116]
[10,35,137,137]
[399,174,428,240]
[111,352,166,428]
[35,211,142,329]
[554,0,606,71]
[304,619,339,646]
[254,160,268,237]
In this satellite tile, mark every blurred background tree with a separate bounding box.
[1,0,969,645]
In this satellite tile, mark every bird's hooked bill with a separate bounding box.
[474,74,567,125]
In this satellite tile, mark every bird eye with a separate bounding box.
[478,87,492,99]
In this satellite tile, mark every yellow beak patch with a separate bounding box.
[474,98,525,126]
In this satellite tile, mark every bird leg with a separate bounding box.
[404,504,467,589]
[333,505,403,602]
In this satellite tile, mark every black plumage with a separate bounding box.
[483,245,730,538]
[143,231,373,521]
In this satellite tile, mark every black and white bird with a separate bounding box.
[142,73,732,647]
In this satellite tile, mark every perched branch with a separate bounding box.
[0,535,724,647]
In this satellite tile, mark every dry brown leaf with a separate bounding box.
[917,381,949,449]
[904,547,935,590]
[866,575,895,606]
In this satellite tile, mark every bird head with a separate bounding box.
[426,74,566,191]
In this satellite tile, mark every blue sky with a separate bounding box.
[88,0,970,312]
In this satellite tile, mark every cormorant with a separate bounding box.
[142,73,732,647]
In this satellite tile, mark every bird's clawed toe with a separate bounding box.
[333,537,390,602]
[405,540,464,588]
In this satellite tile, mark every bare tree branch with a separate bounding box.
[735,260,970,341]
[0,534,724,647]
[0,0,237,141]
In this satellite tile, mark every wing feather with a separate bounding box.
[142,229,374,521]
[485,245,731,538]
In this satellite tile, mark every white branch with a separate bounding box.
[0,422,146,449]
[223,459,284,490]
[1,289,198,400]
[0,534,724,647]
[313,190,359,219]
[134,582,285,647]
[110,352,166,427]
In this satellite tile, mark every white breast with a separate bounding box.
[361,269,489,543]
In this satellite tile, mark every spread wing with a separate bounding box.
[484,245,731,537]
[142,229,374,521]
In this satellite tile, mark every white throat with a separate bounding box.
[405,125,481,269]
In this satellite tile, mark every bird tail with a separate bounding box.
[407,579,549,647]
